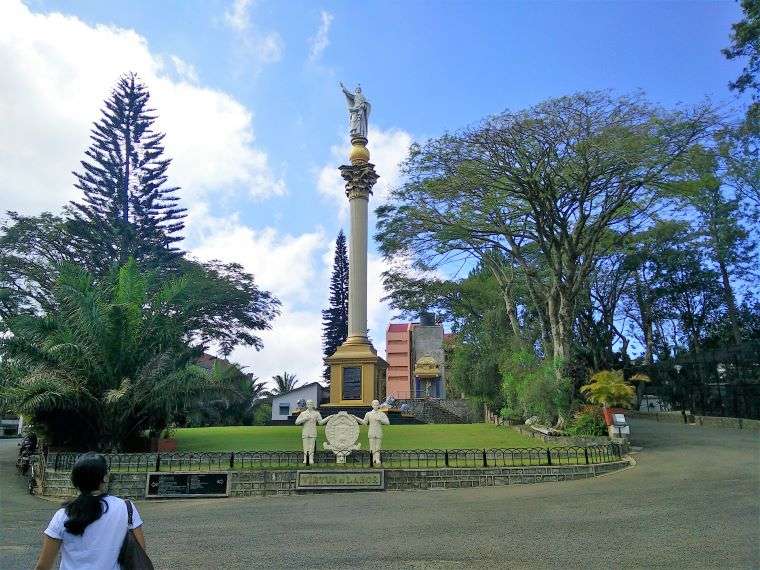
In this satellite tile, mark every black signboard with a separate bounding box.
[146,472,229,498]
[342,366,362,400]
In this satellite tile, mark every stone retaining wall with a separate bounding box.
[40,460,631,499]
[628,410,760,431]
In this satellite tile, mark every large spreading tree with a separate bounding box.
[377,92,718,374]
[321,230,349,381]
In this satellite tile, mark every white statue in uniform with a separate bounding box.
[295,400,328,465]
[356,399,390,466]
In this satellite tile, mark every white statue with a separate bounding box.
[356,400,390,466]
[323,411,362,464]
[294,400,328,465]
[340,82,371,139]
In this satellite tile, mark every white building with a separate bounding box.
[271,382,330,422]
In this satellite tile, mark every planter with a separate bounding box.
[150,438,177,452]
[602,407,628,426]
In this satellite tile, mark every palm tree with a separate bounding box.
[270,372,300,395]
[0,259,236,451]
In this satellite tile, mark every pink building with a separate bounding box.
[386,319,448,399]
[385,323,414,398]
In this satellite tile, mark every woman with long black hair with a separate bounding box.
[34,452,147,570]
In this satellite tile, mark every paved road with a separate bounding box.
[2,420,758,569]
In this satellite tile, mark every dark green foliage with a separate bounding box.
[67,73,186,270]
[187,366,270,427]
[252,403,272,426]
[0,260,238,451]
[270,372,300,395]
[565,407,607,437]
[723,0,760,115]
[321,230,349,381]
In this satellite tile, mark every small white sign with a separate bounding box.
[613,413,626,425]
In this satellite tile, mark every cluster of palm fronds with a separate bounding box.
[0,260,239,451]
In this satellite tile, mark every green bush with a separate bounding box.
[565,406,607,436]
[252,403,272,426]
[499,343,571,424]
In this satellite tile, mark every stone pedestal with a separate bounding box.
[325,340,387,406]
[325,136,387,406]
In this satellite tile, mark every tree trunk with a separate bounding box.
[634,273,654,365]
[717,257,742,345]
[503,290,522,339]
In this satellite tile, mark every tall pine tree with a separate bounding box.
[321,230,349,382]
[67,73,186,271]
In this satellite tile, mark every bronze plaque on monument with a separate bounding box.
[296,470,385,490]
[342,366,362,400]
[146,472,230,498]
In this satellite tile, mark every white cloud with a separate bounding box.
[187,208,330,383]
[317,126,413,219]
[190,215,325,304]
[256,32,284,64]
[308,11,334,62]
[231,307,324,386]
[222,0,283,69]
[169,55,199,83]
[224,0,254,32]
[0,0,284,215]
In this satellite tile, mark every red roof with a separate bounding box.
[387,322,413,332]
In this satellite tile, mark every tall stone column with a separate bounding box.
[325,135,387,407]
[340,137,378,344]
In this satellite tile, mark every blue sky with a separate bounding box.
[1,0,749,382]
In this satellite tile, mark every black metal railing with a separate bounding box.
[45,443,623,472]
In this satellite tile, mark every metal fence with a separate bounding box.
[45,443,622,472]
[630,341,760,420]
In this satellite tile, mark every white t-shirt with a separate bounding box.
[44,495,144,570]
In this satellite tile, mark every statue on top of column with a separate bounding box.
[340,82,371,139]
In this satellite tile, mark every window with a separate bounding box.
[279,403,290,416]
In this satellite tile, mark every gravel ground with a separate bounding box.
[2,419,758,569]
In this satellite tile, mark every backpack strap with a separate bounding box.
[124,499,134,527]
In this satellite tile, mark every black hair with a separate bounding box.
[63,452,109,536]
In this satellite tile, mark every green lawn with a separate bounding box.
[174,423,541,451]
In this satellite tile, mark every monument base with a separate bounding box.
[325,337,387,406]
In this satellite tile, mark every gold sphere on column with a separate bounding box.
[349,137,370,165]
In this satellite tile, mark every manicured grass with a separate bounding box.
[174,423,541,452]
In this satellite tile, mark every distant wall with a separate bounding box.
[628,410,760,431]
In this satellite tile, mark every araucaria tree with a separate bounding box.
[321,230,349,381]
[68,73,186,270]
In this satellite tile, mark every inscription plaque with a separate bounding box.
[342,366,362,400]
[146,472,229,498]
[296,470,384,490]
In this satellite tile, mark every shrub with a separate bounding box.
[566,406,607,436]
[580,370,635,408]
[499,344,571,424]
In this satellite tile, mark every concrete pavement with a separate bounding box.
[1,420,758,569]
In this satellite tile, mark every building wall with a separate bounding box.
[386,323,413,398]
[411,325,446,398]
[385,322,449,399]
[271,384,321,421]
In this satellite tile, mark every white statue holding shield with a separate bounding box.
[356,400,390,466]
[340,82,371,139]
[295,400,328,465]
